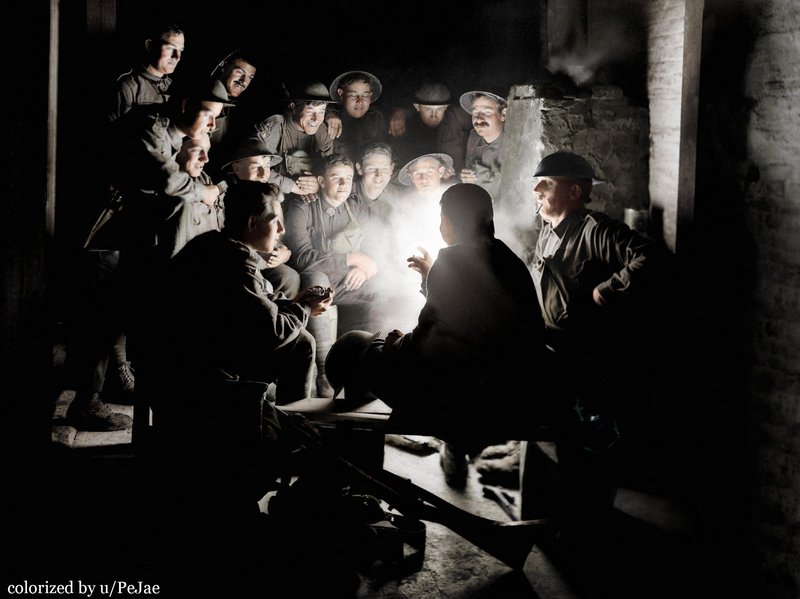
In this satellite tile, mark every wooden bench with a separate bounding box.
[278,396,563,471]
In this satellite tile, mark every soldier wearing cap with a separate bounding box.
[459,88,508,202]
[390,153,455,256]
[327,70,389,162]
[389,82,472,174]
[251,80,336,199]
[392,153,457,258]
[222,139,301,298]
[360,152,459,332]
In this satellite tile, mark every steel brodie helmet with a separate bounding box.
[325,330,380,399]
[533,152,605,185]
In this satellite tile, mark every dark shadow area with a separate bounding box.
[538,503,761,599]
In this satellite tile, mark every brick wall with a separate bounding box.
[742,0,800,595]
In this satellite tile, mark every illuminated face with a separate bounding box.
[414,104,448,129]
[408,157,445,193]
[318,163,354,206]
[221,58,256,99]
[533,176,575,224]
[356,153,393,200]
[338,81,373,119]
[184,101,223,138]
[232,155,272,182]
[252,201,285,254]
[149,32,184,76]
[294,103,327,135]
[471,96,506,142]
[176,133,210,177]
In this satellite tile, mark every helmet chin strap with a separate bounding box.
[210,47,242,77]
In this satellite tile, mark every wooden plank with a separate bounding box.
[278,397,392,424]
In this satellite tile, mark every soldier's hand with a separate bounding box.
[407,246,432,280]
[388,108,407,137]
[343,268,367,291]
[459,168,478,184]
[297,286,334,316]
[384,329,404,350]
[325,113,343,139]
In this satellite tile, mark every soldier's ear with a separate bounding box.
[246,215,259,232]
[500,107,507,121]
[355,162,364,176]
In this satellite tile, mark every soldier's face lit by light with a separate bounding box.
[357,153,394,199]
[223,58,256,98]
[176,134,210,178]
[414,104,448,128]
[533,176,574,224]
[149,32,184,76]
[319,164,354,206]
[186,101,223,138]
[409,158,445,192]
[471,96,506,142]
[339,81,373,118]
[233,155,272,182]
[294,103,327,135]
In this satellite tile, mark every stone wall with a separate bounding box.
[496,83,649,261]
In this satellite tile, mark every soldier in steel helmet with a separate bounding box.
[388,81,472,174]
[522,150,661,527]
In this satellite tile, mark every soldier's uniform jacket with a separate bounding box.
[252,113,335,194]
[465,130,503,201]
[108,65,172,123]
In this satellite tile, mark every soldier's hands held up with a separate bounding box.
[407,247,432,281]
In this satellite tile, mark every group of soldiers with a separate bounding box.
[60,25,674,589]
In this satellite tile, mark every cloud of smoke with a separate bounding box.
[365,190,447,335]
[547,1,646,88]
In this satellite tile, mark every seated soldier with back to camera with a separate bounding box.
[324,183,560,486]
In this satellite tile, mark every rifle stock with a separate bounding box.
[279,409,551,571]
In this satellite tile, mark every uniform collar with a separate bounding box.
[551,206,589,237]
[138,65,172,91]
